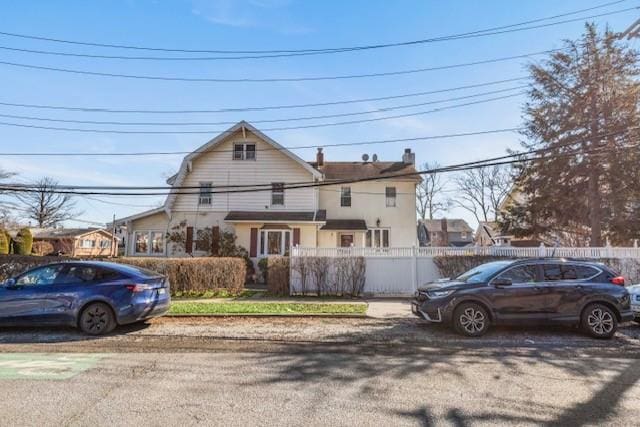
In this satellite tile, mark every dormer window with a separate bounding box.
[233,143,256,160]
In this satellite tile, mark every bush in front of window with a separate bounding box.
[266,256,289,296]
[12,228,33,255]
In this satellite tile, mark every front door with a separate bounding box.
[340,234,354,247]
[487,264,551,322]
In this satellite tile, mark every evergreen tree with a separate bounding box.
[504,23,640,245]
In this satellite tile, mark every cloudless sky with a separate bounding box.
[0,0,637,229]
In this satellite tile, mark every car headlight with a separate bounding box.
[427,289,455,299]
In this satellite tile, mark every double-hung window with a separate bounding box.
[134,231,164,255]
[233,143,256,160]
[385,186,396,207]
[271,183,285,206]
[99,240,111,249]
[366,229,390,248]
[80,239,95,249]
[199,182,212,206]
[340,186,351,207]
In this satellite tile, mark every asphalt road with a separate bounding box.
[1,319,640,426]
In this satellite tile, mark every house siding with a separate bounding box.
[319,180,417,247]
[172,129,317,212]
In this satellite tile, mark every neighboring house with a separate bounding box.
[418,219,474,247]
[115,121,420,261]
[32,228,118,257]
[474,221,541,247]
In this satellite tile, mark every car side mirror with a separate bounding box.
[493,277,513,287]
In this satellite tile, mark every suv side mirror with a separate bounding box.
[493,277,513,287]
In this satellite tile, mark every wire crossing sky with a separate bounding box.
[0,0,636,228]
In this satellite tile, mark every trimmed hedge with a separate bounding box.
[432,255,512,279]
[12,228,33,255]
[0,255,246,296]
[114,257,246,295]
[266,256,289,296]
[0,230,8,255]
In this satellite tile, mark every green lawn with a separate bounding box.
[171,289,260,299]
[169,301,368,315]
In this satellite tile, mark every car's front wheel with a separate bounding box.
[453,302,490,337]
[79,302,116,335]
[581,303,618,339]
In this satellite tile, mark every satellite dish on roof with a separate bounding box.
[362,154,369,162]
[372,154,378,162]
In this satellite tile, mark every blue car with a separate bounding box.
[0,261,170,335]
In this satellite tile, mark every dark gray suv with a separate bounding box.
[412,258,633,338]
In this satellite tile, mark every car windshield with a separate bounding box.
[455,261,514,283]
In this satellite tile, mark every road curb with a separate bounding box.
[166,313,368,319]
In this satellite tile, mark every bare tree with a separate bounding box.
[416,161,450,220]
[452,165,512,223]
[15,177,80,227]
[0,168,17,227]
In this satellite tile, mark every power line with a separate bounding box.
[0,127,523,157]
[1,130,634,195]
[0,92,525,134]
[0,7,634,60]
[0,48,564,83]
[0,76,527,114]
[0,1,628,56]
[0,86,526,127]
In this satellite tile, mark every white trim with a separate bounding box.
[132,230,166,257]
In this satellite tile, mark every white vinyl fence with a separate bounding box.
[290,245,640,296]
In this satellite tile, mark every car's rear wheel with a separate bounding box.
[453,302,490,337]
[581,303,617,339]
[79,302,116,335]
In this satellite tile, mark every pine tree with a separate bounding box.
[504,23,640,246]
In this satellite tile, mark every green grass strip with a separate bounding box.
[169,301,367,315]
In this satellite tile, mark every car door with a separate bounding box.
[39,264,110,324]
[0,264,65,325]
[487,263,550,322]
[543,263,595,321]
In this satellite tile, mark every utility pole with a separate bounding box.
[618,17,640,39]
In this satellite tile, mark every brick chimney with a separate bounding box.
[316,147,324,167]
[402,148,415,165]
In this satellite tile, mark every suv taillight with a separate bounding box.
[610,276,626,286]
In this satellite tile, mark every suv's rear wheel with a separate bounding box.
[453,302,490,337]
[79,302,116,335]
[581,303,617,339]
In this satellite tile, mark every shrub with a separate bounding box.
[258,258,268,283]
[0,230,8,255]
[114,257,246,296]
[266,256,289,296]
[32,241,54,256]
[12,228,33,255]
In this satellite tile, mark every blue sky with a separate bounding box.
[0,0,636,228]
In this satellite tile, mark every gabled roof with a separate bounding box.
[309,161,421,182]
[113,207,167,226]
[421,219,473,233]
[165,121,322,211]
[32,228,116,239]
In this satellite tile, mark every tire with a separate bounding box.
[79,302,116,335]
[453,302,490,337]
[581,303,618,339]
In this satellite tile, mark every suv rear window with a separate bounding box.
[543,264,598,281]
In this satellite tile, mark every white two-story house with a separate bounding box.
[115,121,420,261]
